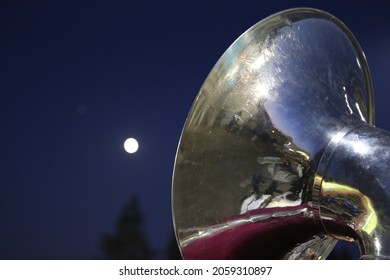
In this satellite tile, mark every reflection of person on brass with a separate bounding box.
[240,156,303,214]
[226,111,242,132]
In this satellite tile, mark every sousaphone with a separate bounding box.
[172,8,390,259]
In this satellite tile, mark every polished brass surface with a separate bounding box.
[172,8,390,259]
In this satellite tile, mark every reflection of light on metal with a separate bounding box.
[321,181,378,234]
[355,102,366,121]
[363,197,378,234]
[314,175,323,188]
[251,49,272,70]
[295,150,310,161]
[255,83,269,98]
[356,57,361,69]
[354,142,369,154]
[374,237,381,254]
[266,191,302,208]
[325,127,369,159]
[352,140,369,155]
[331,129,346,144]
[344,93,353,114]
[225,65,239,85]
[286,147,310,161]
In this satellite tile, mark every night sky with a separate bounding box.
[1,1,390,259]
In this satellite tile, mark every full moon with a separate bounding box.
[124,138,139,154]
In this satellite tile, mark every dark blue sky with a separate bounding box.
[1,1,390,259]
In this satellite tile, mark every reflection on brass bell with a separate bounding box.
[172,8,390,259]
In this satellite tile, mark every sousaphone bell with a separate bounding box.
[172,8,390,259]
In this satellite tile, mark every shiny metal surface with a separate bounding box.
[317,125,390,259]
[172,8,390,259]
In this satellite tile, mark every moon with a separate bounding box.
[124,138,139,154]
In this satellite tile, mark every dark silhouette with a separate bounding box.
[101,196,153,259]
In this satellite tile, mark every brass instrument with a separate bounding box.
[172,8,390,259]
